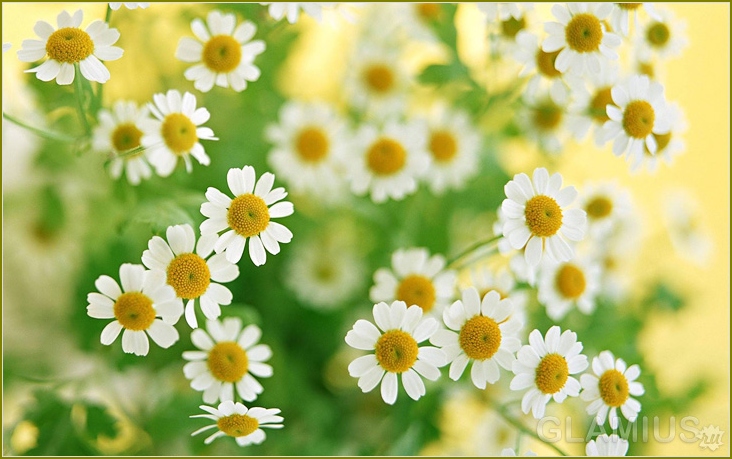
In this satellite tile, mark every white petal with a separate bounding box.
[96,275,122,299]
[100,321,123,345]
[248,236,267,266]
[122,329,149,356]
[146,319,179,348]
[402,369,425,400]
[380,371,398,405]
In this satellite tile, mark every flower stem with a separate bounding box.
[446,235,501,269]
[2,112,81,143]
[495,403,570,456]
[105,4,113,23]
[73,64,92,136]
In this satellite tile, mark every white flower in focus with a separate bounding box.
[176,10,265,93]
[636,6,688,61]
[184,317,273,404]
[586,434,630,456]
[537,255,601,321]
[141,224,239,329]
[199,166,294,266]
[628,101,686,173]
[581,351,644,429]
[261,2,332,23]
[191,400,283,446]
[18,9,123,85]
[109,3,149,10]
[346,301,446,404]
[87,263,182,356]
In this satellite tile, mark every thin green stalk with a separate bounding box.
[105,4,113,23]
[495,403,569,456]
[446,235,501,269]
[73,64,91,136]
[2,112,81,143]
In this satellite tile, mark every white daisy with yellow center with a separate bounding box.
[109,2,149,10]
[265,101,348,201]
[199,166,294,266]
[261,2,331,23]
[636,5,687,61]
[141,224,239,329]
[191,400,283,447]
[537,255,601,321]
[176,10,265,93]
[344,43,410,117]
[629,101,686,173]
[542,3,621,76]
[141,90,218,177]
[513,30,570,105]
[183,317,273,404]
[431,288,522,389]
[348,121,430,203]
[87,263,183,356]
[346,301,446,404]
[370,247,457,317]
[601,75,671,158]
[501,167,586,267]
[510,326,588,419]
[92,100,153,185]
[581,351,644,429]
[586,434,630,456]
[579,181,633,237]
[566,60,620,146]
[18,9,123,85]
[517,84,572,154]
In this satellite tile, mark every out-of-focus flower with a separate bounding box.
[501,447,538,456]
[261,2,332,24]
[608,3,652,37]
[586,434,630,456]
[2,42,10,52]
[662,189,713,266]
[537,255,602,320]
[191,400,283,446]
[581,351,644,429]
[465,265,529,317]
[109,2,149,10]
[18,10,123,85]
[199,166,294,266]
[579,181,634,237]
[176,10,265,93]
[517,86,572,154]
[183,317,273,404]
[637,5,688,61]
[565,61,620,146]
[513,30,570,104]
[477,3,533,21]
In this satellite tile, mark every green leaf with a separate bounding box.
[85,403,118,439]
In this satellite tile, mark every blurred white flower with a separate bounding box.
[261,2,333,23]
[109,2,149,10]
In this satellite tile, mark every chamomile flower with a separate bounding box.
[601,75,671,158]
[565,61,620,146]
[347,120,430,203]
[92,100,153,185]
[510,326,588,419]
[261,3,332,23]
[542,3,621,76]
[183,317,273,404]
[344,43,410,117]
[513,31,570,104]
[579,181,633,237]
[432,288,522,389]
[586,434,630,456]
[537,255,602,321]
[176,10,265,93]
[199,166,294,266]
[141,224,239,329]
[501,167,587,267]
[517,87,572,154]
[18,9,123,85]
[636,6,688,61]
[628,101,686,173]
[87,263,182,356]
[581,351,644,429]
[191,400,283,447]
[346,301,446,404]
[370,248,457,317]
[477,3,533,22]
[265,101,349,201]
[141,90,218,177]
[109,3,149,10]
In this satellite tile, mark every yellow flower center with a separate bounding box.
[166,253,211,299]
[535,353,569,394]
[599,369,630,407]
[585,196,613,219]
[396,275,436,313]
[565,13,603,53]
[161,113,198,155]
[375,329,419,373]
[501,16,526,38]
[217,414,259,438]
[428,130,458,163]
[113,292,156,331]
[589,87,614,123]
[227,193,270,238]
[524,195,563,237]
[536,49,562,78]
[647,22,670,47]
[202,34,242,73]
[532,100,563,131]
[416,3,441,21]
[207,341,248,383]
[555,263,586,299]
[458,315,502,360]
[45,27,94,64]
[617,3,642,10]
[294,127,329,163]
[111,123,144,154]
[645,131,672,156]
[622,100,655,139]
[366,138,406,176]
[362,63,395,95]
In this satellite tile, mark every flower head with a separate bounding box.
[637,6,688,61]
[261,2,331,23]
[537,255,602,321]
[581,351,644,429]
[191,400,283,446]
[586,434,630,456]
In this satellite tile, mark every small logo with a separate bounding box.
[697,425,725,452]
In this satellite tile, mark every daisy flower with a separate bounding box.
[347,120,430,203]
[346,301,446,404]
[176,10,265,93]
[431,288,522,389]
[542,3,621,76]
[601,75,671,158]
[516,87,572,154]
[586,434,630,456]
[608,3,650,37]
[141,224,239,329]
[18,9,123,85]
[501,167,587,267]
[87,263,182,356]
[579,181,633,237]
[199,166,294,266]
[565,60,620,146]
[513,30,569,104]
[537,255,602,321]
[422,105,481,195]
[183,317,273,404]
[477,3,533,22]
[265,101,349,201]
[109,2,149,10]
[636,6,688,61]
[370,248,457,317]
[261,3,332,24]
[92,100,153,185]
[629,101,686,173]
[191,400,283,446]
[580,351,644,429]
[141,90,218,177]
[510,326,588,419]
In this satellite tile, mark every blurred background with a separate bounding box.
[2,2,729,456]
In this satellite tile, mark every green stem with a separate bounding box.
[73,64,92,136]
[495,403,569,456]
[446,235,501,269]
[2,112,81,143]
[105,4,113,23]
